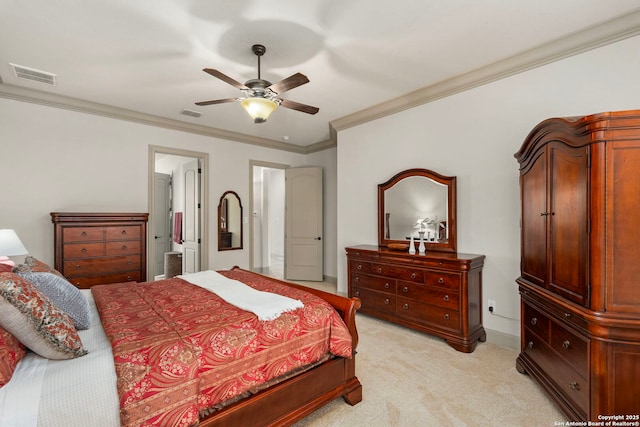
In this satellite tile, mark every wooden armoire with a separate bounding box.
[514,110,640,420]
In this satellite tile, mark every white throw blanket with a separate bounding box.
[177,270,304,321]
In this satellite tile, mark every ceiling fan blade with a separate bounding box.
[195,98,239,106]
[202,68,248,90]
[267,73,309,94]
[277,98,319,115]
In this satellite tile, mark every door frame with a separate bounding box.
[249,160,289,273]
[148,145,209,277]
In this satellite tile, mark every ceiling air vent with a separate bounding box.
[10,63,57,85]
[180,109,203,118]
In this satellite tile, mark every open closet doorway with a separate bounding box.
[148,146,209,279]
[250,161,286,278]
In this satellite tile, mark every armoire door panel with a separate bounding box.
[521,152,547,288]
[548,144,589,305]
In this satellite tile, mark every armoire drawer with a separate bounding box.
[352,287,395,315]
[398,281,459,310]
[523,327,588,415]
[523,303,550,342]
[549,321,588,377]
[351,274,395,294]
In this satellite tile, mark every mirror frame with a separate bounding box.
[218,191,243,251]
[378,168,457,253]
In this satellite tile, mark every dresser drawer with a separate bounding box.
[523,327,588,416]
[351,274,395,293]
[63,227,104,242]
[397,297,461,332]
[523,303,550,342]
[106,240,141,256]
[63,242,105,258]
[550,321,588,378]
[423,271,460,290]
[398,281,459,309]
[371,263,423,283]
[106,226,140,241]
[349,260,371,274]
[352,286,395,314]
[69,272,141,289]
[63,255,141,278]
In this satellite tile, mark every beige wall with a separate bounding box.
[0,99,336,275]
[337,35,640,341]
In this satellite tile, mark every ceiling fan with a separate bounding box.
[195,44,319,123]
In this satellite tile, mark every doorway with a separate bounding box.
[148,146,209,279]
[250,161,287,278]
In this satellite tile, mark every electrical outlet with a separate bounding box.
[488,299,496,313]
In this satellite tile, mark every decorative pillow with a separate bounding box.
[18,271,90,330]
[0,272,87,360]
[0,325,26,387]
[12,256,64,278]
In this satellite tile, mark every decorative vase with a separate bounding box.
[418,232,426,254]
[409,235,416,254]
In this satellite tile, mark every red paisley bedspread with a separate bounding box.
[91,269,353,427]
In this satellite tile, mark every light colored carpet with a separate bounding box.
[294,313,564,427]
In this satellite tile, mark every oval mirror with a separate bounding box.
[218,191,243,251]
[378,169,457,253]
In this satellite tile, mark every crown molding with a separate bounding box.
[0,83,310,154]
[331,9,640,132]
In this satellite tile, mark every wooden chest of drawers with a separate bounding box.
[346,245,486,353]
[51,212,148,289]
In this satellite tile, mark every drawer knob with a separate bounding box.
[127,276,132,281]
[121,230,127,235]
[357,264,363,270]
[377,267,383,273]
[403,303,409,310]
[569,381,580,391]
[530,317,537,326]
[75,264,81,270]
[402,286,408,293]
[121,245,127,250]
[443,314,450,320]
[410,273,416,279]
[81,248,87,253]
[385,298,390,305]
[438,277,444,284]
[355,291,360,297]
[81,231,87,236]
[527,341,534,349]
[564,312,572,319]
[443,295,449,301]
[127,260,132,265]
[562,340,571,350]
[355,276,359,282]
[384,283,390,289]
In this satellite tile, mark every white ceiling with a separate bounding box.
[1,1,639,151]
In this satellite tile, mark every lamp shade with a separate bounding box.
[240,97,278,123]
[0,229,28,256]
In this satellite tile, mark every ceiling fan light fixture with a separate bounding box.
[241,97,278,123]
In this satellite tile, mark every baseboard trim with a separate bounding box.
[485,328,520,351]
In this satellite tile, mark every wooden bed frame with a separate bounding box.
[196,267,362,426]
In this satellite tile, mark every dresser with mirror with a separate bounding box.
[346,169,486,353]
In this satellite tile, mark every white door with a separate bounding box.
[285,167,323,281]
[182,159,201,274]
[153,172,171,278]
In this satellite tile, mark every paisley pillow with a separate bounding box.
[0,325,26,387]
[0,272,87,360]
[12,255,64,278]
